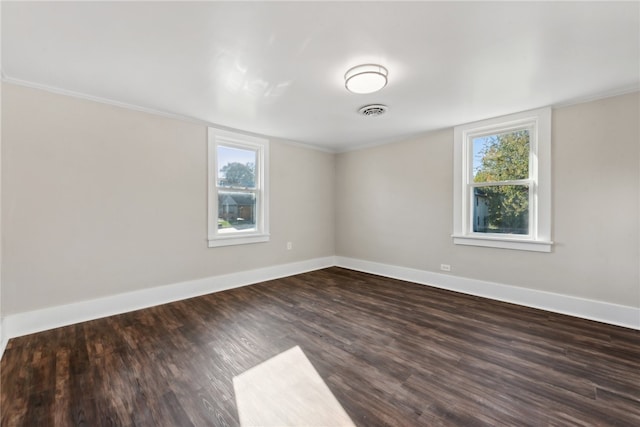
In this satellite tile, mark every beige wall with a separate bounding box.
[0,79,3,340]
[336,92,640,307]
[2,83,638,316]
[1,84,335,314]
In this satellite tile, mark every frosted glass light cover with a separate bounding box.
[344,64,388,94]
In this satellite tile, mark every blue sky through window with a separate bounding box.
[217,146,257,180]
[472,136,491,178]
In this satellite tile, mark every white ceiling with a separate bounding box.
[2,1,639,152]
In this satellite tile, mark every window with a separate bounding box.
[452,108,552,252]
[208,127,269,247]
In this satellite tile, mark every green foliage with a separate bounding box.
[220,162,255,188]
[217,219,232,229]
[476,186,529,233]
[474,130,529,183]
[474,130,529,233]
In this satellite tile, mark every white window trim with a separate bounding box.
[208,127,269,248]
[452,107,552,252]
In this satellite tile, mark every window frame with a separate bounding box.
[452,107,552,252]
[208,127,269,248]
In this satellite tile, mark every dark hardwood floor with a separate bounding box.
[1,267,639,426]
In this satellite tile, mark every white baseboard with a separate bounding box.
[0,320,6,361]
[335,256,640,330]
[2,256,335,346]
[2,254,637,362]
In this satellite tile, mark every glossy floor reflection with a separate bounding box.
[233,346,355,427]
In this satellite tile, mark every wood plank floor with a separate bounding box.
[1,267,639,426]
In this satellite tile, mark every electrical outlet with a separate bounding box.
[440,264,451,272]
[287,242,293,250]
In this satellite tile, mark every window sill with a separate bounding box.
[452,235,553,252]
[208,233,270,248]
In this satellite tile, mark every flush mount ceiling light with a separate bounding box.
[344,64,388,94]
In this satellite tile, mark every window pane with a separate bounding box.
[217,146,257,188]
[473,185,529,234]
[473,129,529,183]
[218,191,256,233]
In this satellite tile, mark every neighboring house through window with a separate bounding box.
[452,107,552,252]
[208,127,269,247]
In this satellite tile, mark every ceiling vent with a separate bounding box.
[358,104,388,117]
